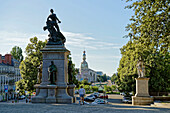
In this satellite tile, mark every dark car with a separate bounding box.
[122,96,132,103]
[93,92,100,98]
[99,94,108,99]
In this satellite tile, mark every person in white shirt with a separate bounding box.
[79,86,85,105]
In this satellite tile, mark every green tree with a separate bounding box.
[111,73,117,83]
[84,85,90,92]
[100,74,108,82]
[92,86,98,92]
[81,79,90,85]
[10,46,24,62]
[111,85,116,91]
[117,0,170,94]
[16,37,46,93]
[104,85,112,92]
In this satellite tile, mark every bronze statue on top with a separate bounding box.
[43,9,66,45]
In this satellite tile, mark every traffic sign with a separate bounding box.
[4,85,8,93]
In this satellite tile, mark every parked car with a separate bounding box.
[93,92,100,98]
[120,92,125,96]
[19,95,25,100]
[84,94,96,101]
[84,101,89,105]
[75,90,79,94]
[99,94,108,99]
[120,92,133,96]
[122,96,132,103]
[92,98,108,104]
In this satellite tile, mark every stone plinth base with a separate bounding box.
[56,85,73,104]
[32,96,46,103]
[132,77,153,105]
[32,84,57,103]
[67,84,76,103]
[135,78,150,97]
[132,96,153,105]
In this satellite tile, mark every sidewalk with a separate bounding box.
[151,101,170,108]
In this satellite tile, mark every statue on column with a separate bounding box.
[68,60,73,84]
[37,62,42,84]
[136,58,145,78]
[43,9,66,45]
[48,61,57,85]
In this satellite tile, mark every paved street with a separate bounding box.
[0,94,169,113]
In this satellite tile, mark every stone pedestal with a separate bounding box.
[132,78,153,105]
[67,84,76,103]
[32,45,72,103]
[135,78,150,97]
[56,85,73,103]
[132,96,153,105]
[46,85,57,103]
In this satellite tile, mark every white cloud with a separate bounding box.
[0,30,122,76]
[0,30,121,51]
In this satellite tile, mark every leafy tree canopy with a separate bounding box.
[16,37,46,93]
[10,46,24,62]
[116,0,170,94]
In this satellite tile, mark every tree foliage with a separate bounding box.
[16,37,46,93]
[10,46,24,62]
[98,74,109,82]
[116,0,170,94]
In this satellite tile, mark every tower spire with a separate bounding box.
[83,50,86,61]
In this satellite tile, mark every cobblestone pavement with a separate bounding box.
[0,94,169,113]
[0,101,170,113]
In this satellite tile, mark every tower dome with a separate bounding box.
[80,50,88,69]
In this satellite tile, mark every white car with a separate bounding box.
[92,98,108,104]
[19,95,25,99]
[84,95,96,101]
[120,92,125,96]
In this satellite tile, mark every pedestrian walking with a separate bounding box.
[79,86,85,105]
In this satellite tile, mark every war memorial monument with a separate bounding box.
[32,9,75,103]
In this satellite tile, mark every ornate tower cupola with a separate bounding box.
[80,50,88,69]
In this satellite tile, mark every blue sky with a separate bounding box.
[0,0,133,76]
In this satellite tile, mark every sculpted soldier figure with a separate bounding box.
[47,9,61,32]
[68,60,73,84]
[37,62,42,84]
[136,58,145,78]
[43,9,66,45]
[48,61,57,84]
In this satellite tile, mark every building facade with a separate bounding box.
[77,51,97,83]
[0,54,21,101]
